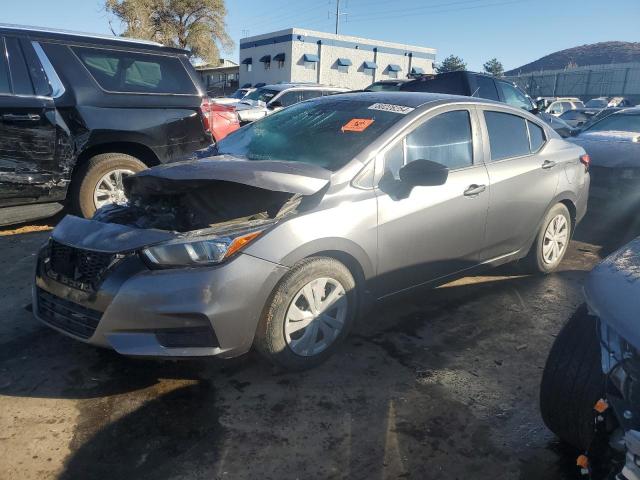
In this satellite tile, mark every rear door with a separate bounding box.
[0,36,59,204]
[478,107,559,259]
[374,106,490,296]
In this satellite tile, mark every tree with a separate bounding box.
[483,58,504,77]
[435,55,467,74]
[106,0,233,63]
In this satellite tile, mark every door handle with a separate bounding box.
[541,160,557,169]
[1,113,40,122]
[464,184,486,196]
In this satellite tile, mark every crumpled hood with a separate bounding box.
[124,155,331,197]
[569,131,640,168]
[584,236,640,349]
[52,215,178,253]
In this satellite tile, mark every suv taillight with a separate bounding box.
[580,154,590,171]
[200,97,212,132]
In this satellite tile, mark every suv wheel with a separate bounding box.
[525,203,571,273]
[71,153,147,218]
[540,304,606,450]
[254,257,358,371]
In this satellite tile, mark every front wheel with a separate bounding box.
[525,203,572,273]
[254,257,358,371]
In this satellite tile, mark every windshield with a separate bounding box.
[231,89,247,99]
[216,98,408,171]
[366,82,401,92]
[586,113,640,133]
[243,87,279,103]
[585,98,608,108]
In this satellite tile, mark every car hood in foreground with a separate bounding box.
[124,155,332,197]
[569,131,640,168]
[584,236,640,349]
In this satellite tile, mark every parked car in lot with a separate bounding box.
[33,92,589,370]
[0,25,213,224]
[399,71,578,137]
[364,79,410,91]
[211,87,254,105]
[569,108,640,207]
[545,98,584,116]
[234,83,349,124]
[540,237,640,480]
[201,99,240,143]
[559,108,593,128]
[584,97,610,109]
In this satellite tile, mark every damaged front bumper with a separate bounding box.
[33,217,289,358]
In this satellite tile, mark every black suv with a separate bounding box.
[400,71,576,137]
[0,25,213,224]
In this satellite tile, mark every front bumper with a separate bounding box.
[34,245,288,358]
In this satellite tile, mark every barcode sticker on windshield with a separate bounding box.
[368,103,415,114]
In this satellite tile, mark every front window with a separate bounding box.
[497,81,533,111]
[585,113,640,134]
[216,98,408,171]
[243,87,279,103]
[585,98,608,108]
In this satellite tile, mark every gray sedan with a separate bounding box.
[34,92,590,370]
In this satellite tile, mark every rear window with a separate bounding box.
[401,74,468,95]
[484,111,531,161]
[73,46,196,94]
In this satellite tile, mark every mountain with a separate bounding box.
[506,41,640,75]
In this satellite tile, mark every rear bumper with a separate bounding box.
[34,247,288,358]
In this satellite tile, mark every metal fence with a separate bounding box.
[506,63,640,103]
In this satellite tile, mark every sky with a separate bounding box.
[4,0,640,71]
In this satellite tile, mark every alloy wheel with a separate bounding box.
[284,277,348,357]
[93,169,135,210]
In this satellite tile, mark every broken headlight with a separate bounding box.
[142,229,263,267]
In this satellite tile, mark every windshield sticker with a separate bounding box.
[341,118,375,133]
[368,103,415,114]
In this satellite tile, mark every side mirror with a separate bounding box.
[399,159,449,187]
[268,101,283,110]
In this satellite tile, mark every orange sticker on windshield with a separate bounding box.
[341,118,374,132]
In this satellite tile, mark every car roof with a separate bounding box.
[0,23,189,54]
[259,83,348,92]
[315,91,506,109]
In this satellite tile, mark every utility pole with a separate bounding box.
[334,0,347,35]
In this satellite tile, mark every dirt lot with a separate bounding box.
[0,208,638,480]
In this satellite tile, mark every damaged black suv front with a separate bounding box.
[33,157,330,358]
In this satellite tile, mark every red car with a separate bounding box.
[201,99,241,143]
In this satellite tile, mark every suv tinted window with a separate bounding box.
[73,47,196,94]
[484,111,530,160]
[406,110,473,170]
[300,90,322,101]
[0,38,11,94]
[5,37,34,95]
[276,91,301,107]
[475,76,499,100]
[527,121,545,152]
[497,82,532,111]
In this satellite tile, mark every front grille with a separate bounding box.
[36,288,102,339]
[47,240,120,291]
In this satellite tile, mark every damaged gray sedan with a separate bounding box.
[34,92,589,370]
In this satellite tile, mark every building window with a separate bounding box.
[304,61,316,70]
[364,67,375,76]
[278,60,285,68]
[388,70,398,79]
[246,63,252,72]
[338,64,349,73]
[264,61,270,70]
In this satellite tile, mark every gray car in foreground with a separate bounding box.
[34,92,590,370]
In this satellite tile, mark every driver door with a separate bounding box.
[373,107,490,297]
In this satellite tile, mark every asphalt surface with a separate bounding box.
[0,207,638,480]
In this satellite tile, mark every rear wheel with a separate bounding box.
[70,153,147,218]
[525,203,572,273]
[254,257,358,371]
[539,304,606,450]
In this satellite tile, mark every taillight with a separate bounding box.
[200,97,212,132]
[580,154,590,171]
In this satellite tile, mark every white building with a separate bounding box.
[239,28,436,90]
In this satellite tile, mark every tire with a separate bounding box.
[525,203,572,273]
[539,304,605,450]
[70,153,147,218]
[254,257,358,371]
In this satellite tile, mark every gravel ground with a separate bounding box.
[0,208,638,480]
